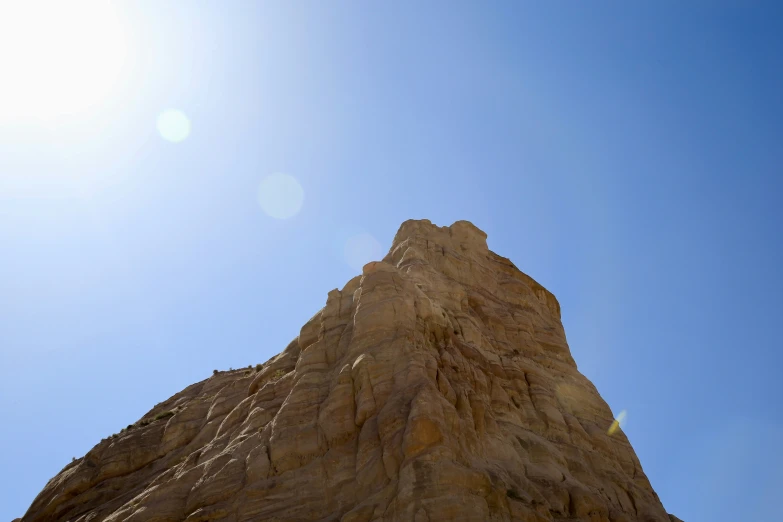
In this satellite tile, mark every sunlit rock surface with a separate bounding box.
[20,220,681,522]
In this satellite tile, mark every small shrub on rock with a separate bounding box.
[154,410,175,421]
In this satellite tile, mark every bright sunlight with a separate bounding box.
[0,1,128,124]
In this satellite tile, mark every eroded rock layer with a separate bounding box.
[22,220,676,522]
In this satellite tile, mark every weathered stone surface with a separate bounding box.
[19,219,680,521]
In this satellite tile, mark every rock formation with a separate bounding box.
[19,219,680,521]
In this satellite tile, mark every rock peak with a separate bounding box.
[390,219,489,253]
[19,218,678,522]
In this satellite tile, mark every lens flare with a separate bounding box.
[607,410,627,436]
[257,173,304,220]
[157,109,191,143]
[344,233,384,272]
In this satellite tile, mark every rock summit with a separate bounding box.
[20,219,680,522]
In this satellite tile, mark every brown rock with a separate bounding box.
[20,219,677,521]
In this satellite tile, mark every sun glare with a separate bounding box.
[0,1,128,124]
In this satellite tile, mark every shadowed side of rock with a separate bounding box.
[20,219,679,522]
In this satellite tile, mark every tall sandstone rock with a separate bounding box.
[21,220,679,522]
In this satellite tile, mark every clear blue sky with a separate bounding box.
[1,2,781,521]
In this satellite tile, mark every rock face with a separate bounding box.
[21,219,679,522]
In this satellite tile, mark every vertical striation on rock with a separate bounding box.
[19,219,680,522]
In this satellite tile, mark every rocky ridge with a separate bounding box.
[20,219,680,521]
